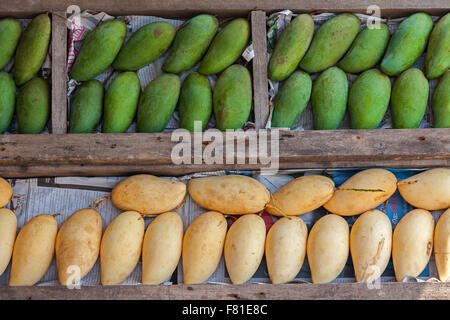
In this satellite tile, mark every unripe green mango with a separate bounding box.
[179,73,212,132]
[268,14,314,82]
[432,71,450,128]
[0,72,16,133]
[213,64,252,130]
[16,77,49,134]
[70,19,127,81]
[113,22,175,71]
[391,68,429,129]
[137,73,180,132]
[348,69,391,129]
[338,24,390,74]
[272,71,312,128]
[103,72,140,133]
[162,15,218,74]
[299,14,360,73]
[311,67,348,130]
[198,18,250,75]
[14,14,51,86]
[381,13,433,76]
[69,80,104,133]
[0,18,22,70]
[425,13,450,79]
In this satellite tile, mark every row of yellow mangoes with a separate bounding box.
[0,168,449,286]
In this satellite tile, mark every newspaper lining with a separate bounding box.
[265,10,440,130]
[0,168,444,286]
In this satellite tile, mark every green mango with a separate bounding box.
[391,68,429,129]
[381,13,433,76]
[348,69,391,129]
[338,24,390,74]
[113,22,175,71]
[137,73,180,132]
[103,72,140,133]
[272,71,312,128]
[299,13,360,73]
[198,18,250,75]
[179,73,212,132]
[16,77,49,134]
[432,71,450,128]
[14,14,51,86]
[0,72,16,133]
[0,18,22,70]
[162,15,218,74]
[425,13,450,79]
[70,19,127,81]
[268,14,314,82]
[213,64,252,130]
[311,67,348,130]
[69,80,104,133]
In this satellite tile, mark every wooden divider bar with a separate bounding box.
[50,11,68,134]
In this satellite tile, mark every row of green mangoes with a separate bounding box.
[271,68,449,129]
[69,65,252,133]
[0,14,51,86]
[269,12,449,81]
[69,15,250,81]
[0,169,448,286]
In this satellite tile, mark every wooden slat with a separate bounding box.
[0,129,448,177]
[251,11,269,129]
[50,11,68,134]
[1,282,449,300]
[0,1,448,18]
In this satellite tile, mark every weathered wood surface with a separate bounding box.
[0,282,448,300]
[50,11,68,134]
[0,129,448,177]
[0,0,447,18]
[251,11,269,129]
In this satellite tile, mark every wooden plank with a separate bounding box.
[0,1,448,18]
[1,282,449,300]
[0,129,448,177]
[251,11,269,130]
[50,11,68,134]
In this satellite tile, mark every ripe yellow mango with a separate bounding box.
[350,210,392,282]
[182,211,227,284]
[265,175,335,216]
[435,208,450,282]
[111,175,186,216]
[100,211,145,285]
[323,169,397,216]
[307,214,349,283]
[142,212,183,285]
[55,208,102,286]
[392,209,434,282]
[0,177,12,208]
[0,208,17,276]
[224,214,266,284]
[9,214,57,286]
[188,175,270,215]
[265,216,307,284]
[397,168,450,211]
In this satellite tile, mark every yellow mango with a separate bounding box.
[182,211,227,284]
[111,174,186,215]
[435,208,450,282]
[224,214,266,284]
[188,175,270,215]
[0,208,17,276]
[0,177,12,208]
[265,216,308,284]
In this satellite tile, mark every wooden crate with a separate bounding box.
[0,0,449,300]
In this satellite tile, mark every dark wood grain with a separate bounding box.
[0,129,448,177]
[50,11,68,134]
[1,282,448,300]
